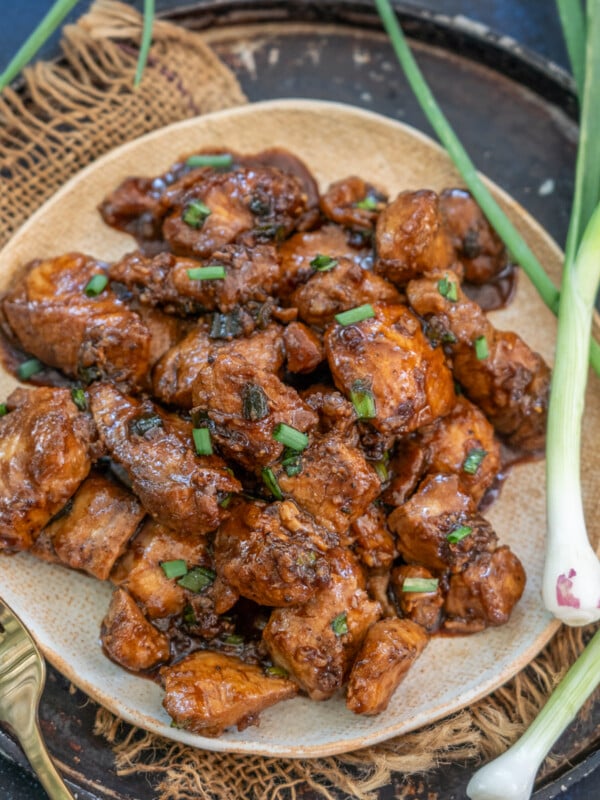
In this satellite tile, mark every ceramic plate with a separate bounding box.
[0,100,597,758]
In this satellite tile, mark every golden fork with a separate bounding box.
[0,598,75,799]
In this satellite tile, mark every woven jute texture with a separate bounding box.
[1,3,598,798]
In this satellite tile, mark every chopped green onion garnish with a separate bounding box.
[182,199,211,228]
[350,379,377,420]
[354,195,379,211]
[241,383,270,421]
[160,560,188,579]
[129,413,163,436]
[374,458,389,482]
[182,604,197,625]
[193,427,213,455]
[334,304,376,326]
[463,448,487,475]
[437,275,458,302]
[84,274,108,297]
[474,335,489,360]
[272,423,309,451]
[310,254,338,272]
[70,387,87,412]
[401,577,439,593]
[261,467,283,500]
[185,153,233,169]
[447,525,473,544]
[331,612,349,636]
[282,449,303,477]
[225,634,244,645]
[186,265,226,281]
[177,565,216,592]
[0,403,7,417]
[219,493,232,509]
[17,358,42,381]
[265,665,289,678]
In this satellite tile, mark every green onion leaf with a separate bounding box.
[0,403,7,417]
[437,275,458,302]
[463,448,487,475]
[71,387,87,412]
[281,449,303,477]
[185,153,233,169]
[402,577,439,593]
[374,458,389,482]
[17,358,43,381]
[225,634,244,645]
[219,493,232,509]
[0,0,80,91]
[447,525,473,544]
[331,612,349,636]
[474,335,489,360]
[134,0,155,87]
[186,265,226,281]
[350,379,377,420]
[182,604,197,625]
[177,565,216,592]
[160,560,188,580]
[241,383,270,421]
[334,304,376,326]
[265,665,289,678]
[182,199,211,228]
[556,0,586,99]
[193,427,213,456]
[310,254,339,272]
[354,195,379,211]
[261,467,283,500]
[272,422,309,451]
[84,274,108,297]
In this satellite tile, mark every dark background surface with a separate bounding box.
[0,2,597,799]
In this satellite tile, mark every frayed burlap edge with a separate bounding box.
[94,624,599,800]
[0,0,247,247]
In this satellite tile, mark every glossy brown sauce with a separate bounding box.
[462,262,518,312]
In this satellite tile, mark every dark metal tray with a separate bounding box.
[1,3,598,798]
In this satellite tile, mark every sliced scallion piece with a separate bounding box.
[261,467,283,500]
[17,358,43,381]
[350,379,377,420]
[354,195,378,210]
[225,634,244,645]
[129,413,163,436]
[84,274,108,297]
[265,665,289,678]
[71,387,87,412]
[463,448,487,475]
[177,566,216,592]
[186,265,226,281]
[447,525,473,544]
[402,577,439,593]
[185,153,233,169]
[334,303,376,326]
[219,493,232,509]
[474,335,489,360]
[0,403,7,417]
[331,612,349,636]
[193,427,213,456]
[281,449,303,477]
[160,560,188,580]
[272,423,309,451]
[437,274,458,302]
[182,199,211,228]
[310,254,338,272]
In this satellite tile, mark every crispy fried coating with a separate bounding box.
[346,618,428,715]
[101,588,170,671]
[325,302,455,436]
[0,387,94,551]
[161,651,298,736]
[214,499,335,607]
[263,548,381,700]
[89,383,240,535]
[2,253,151,389]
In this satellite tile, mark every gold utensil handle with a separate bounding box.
[15,716,75,800]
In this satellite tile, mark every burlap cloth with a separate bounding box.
[1,2,598,797]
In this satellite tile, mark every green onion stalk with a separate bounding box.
[466,628,600,800]
[543,201,600,625]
